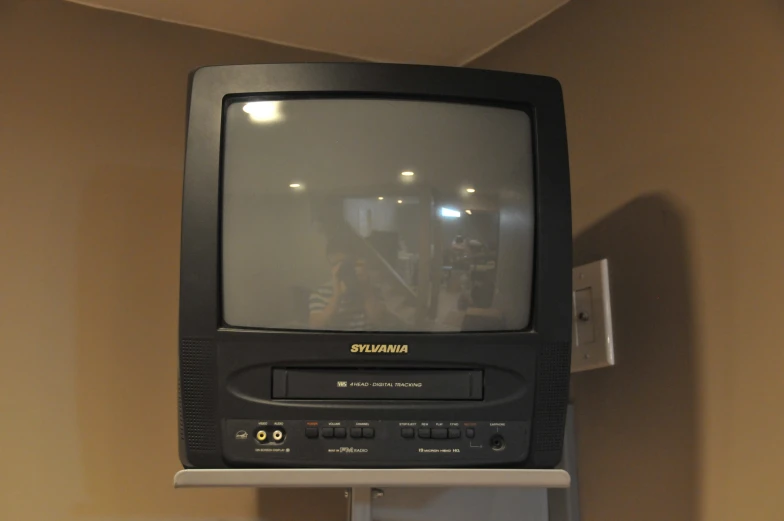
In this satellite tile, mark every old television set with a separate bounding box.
[179,63,571,468]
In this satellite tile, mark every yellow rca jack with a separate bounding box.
[255,429,268,443]
[272,429,285,442]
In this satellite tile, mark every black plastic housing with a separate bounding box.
[178,63,572,469]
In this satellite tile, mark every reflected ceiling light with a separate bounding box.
[397,200,403,204]
[465,188,476,193]
[440,207,461,218]
[289,183,302,189]
[243,101,283,123]
[378,196,384,200]
[401,171,415,177]
[465,209,472,215]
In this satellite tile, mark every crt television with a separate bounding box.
[179,63,571,469]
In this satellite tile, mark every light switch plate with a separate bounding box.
[571,259,615,372]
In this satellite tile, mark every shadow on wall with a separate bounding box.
[71,167,347,520]
[572,193,699,521]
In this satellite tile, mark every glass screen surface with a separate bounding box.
[222,98,534,332]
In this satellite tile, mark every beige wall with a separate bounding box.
[5,0,783,519]
[0,1,348,519]
[472,1,784,520]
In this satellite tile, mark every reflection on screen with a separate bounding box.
[222,98,534,332]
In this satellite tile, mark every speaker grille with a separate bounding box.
[532,342,570,452]
[180,338,217,451]
[177,380,185,440]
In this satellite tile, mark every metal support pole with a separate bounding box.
[347,487,373,521]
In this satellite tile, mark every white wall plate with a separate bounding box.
[571,259,615,372]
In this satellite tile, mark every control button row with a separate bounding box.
[411,427,462,439]
[308,425,475,440]
[306,427,374,439]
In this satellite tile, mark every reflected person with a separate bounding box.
[308,238,388,330]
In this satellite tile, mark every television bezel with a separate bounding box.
[180,63,571,344]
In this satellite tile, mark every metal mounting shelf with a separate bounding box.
[174,468,570,488]
[175,468,570,521]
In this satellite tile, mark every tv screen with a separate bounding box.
[221,98,534,332]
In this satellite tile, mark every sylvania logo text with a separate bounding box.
[350,344,409,354]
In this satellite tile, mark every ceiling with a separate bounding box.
[64,0,570,66]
